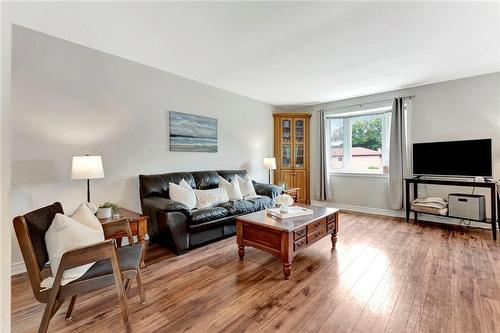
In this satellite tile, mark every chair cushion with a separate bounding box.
[218,200,257,216]
[187,207,229,225]
[73,244,143,282]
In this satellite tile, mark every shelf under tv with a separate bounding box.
[404,177,498,240]
[408,209,493,224]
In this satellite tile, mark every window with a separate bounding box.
[328,107,391,174]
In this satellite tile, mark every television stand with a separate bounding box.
[405,177,498,240]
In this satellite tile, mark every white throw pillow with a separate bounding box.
[195,188,229,209]
[218,176,243,201]
[169,181,197,210]
[43,203,105,288]
[237,175,257,198]
[179,178,193,190]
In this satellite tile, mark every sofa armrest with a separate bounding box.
[157,211,189,255]
[253,181,283,200]
[142,196,190,213]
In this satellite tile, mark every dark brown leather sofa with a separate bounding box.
[139,170,282,254]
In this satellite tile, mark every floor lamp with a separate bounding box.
[263,157,276,184]
[71,155,104,203]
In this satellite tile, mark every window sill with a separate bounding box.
[330,172,388,178]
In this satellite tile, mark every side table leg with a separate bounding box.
[238,245,245,261]
[283,262,292,280]
[138,235,146,268]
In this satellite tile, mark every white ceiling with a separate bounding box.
[11,1,500,108]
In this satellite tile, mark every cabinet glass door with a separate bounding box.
[282,119,292,168]
[294,119,304,168]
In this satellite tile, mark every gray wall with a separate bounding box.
[297,72,500,213]
[11,26,276,265]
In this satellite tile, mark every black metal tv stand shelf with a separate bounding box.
[404,177,498,240]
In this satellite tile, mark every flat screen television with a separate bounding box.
[413,139,493,178]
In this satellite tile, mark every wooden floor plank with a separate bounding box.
[11,212,500,333]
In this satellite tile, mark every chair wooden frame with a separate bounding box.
[13,203,146,333]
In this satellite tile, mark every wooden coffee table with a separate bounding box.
[236,205,339,279]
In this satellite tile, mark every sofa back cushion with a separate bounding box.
[139,172,196,199]
[217,170,248,182]
[139,170,249,199]
[192,171,219,190]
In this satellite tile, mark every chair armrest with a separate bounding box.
[142,196,190,212]
[253,181,283,199]
[59,239,117,271]
[101,219,134,245]
[47,240,123,298]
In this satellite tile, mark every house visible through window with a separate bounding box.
[328,107,391,174]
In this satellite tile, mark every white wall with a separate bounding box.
[299,72,500,214]
[11,26,276,266]
[1,2,12,331]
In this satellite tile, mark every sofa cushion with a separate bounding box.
[192,171,219,190]
[219,199,258,216]
[188,207,229,225]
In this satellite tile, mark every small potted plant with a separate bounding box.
[98,202,120,219]
[275,194,294,214]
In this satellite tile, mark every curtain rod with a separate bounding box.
[325,95,415,112]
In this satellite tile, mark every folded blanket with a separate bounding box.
[411,204,448,216]
[412,197,448,207]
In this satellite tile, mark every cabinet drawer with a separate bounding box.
[327,222,336,233]
[307,218,326,234]
[294,237,306,251]
[294,227,307,240]
[307,228,326,244]
[326,213,336,224]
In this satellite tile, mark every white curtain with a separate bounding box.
[319,109,332,200]
[388,97,411,209]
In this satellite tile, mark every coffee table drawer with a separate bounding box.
[307,228,326,244]
[294,237,306,251]
[326,213,336,224]
[327,222,336,233]
[307,218,326,234]
[294,227,307,240]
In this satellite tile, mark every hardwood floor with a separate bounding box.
[11,212,500,333]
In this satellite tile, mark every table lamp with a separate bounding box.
[263,157,276,184]
[71,155,104,203]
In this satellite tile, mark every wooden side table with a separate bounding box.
[99,207,148,268]
[283,187,300,203]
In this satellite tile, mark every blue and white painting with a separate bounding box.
[169,111,218,152]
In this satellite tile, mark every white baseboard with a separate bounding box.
[311,200,404,218]
[11,261,26,276]
[312,200,493,229]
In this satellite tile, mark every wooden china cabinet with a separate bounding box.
[273,113,311,204]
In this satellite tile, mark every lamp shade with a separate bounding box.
[71,156,104,179]
[263,157,276,170]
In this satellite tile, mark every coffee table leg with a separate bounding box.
[331,233,337,247]
[238,245,245,261]
[283,262,291,279]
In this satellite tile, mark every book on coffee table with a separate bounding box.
[267,206,314,219]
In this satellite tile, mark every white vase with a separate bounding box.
[97,207,112,219]
[280,204,289,214]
